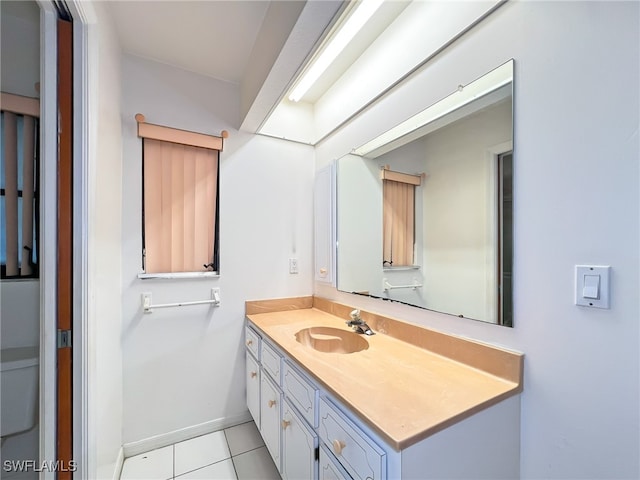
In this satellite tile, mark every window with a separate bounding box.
[1,94,40,279]
[381,167,420,267]
[136,114,224,275]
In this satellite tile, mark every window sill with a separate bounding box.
[383,265,421,272]
[138,272,220,280]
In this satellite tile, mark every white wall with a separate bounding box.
[0,0,41,350]
[0,283,39,474]
[119,54,314,444]
[0,1,40,472]
[87,1,124,474]
[316,2,639,478]
[0,281,39,349]
[420,99,511,321]
[0,1,40,99]
[336,154,382,295]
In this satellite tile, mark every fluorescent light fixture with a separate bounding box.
[353,60,514,156]
[288,0,384,103]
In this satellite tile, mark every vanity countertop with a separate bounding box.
[246,297,523,451]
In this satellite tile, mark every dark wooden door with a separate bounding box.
[57,17,73,479]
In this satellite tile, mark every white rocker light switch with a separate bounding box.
[576,265,610,309]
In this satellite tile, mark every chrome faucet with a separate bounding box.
[346,309,374,335]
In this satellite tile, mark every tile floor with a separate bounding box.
[120,421,280,480]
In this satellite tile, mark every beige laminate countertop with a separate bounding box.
[246,298,523,451]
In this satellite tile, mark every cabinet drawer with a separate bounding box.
[282,361,319,428]
[319,397,386,480]
[261,339,282,385]
[245,325,260,359]
[319,444,352,480]
[246,351,261,429]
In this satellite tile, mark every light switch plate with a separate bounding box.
[575,265,610,309]
[289,258,299,274]
[211,287,221,306]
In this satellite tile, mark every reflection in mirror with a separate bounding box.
[337,60,514,326]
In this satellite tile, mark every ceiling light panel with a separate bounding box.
[288,0,384,103]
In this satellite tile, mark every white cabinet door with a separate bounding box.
[282,399,318,480]
[314,164,335,284]
[282,361,318,427]
[260,372,282,472]
[246,351,260,429]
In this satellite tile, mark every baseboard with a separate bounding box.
[122,411,252,459]
[95,446,124,480]
[113,447,124,480]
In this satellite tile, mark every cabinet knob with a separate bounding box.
[332,439,346,456]
[281,419,291,430]
[250,371,257,378]
[319,268,327,275]
[246,339,253,346]
[268,399,276,408]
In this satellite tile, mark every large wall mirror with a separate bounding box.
[337,60,514,326]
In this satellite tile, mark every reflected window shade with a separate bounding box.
[20,115,35,275]
[143,138,218,273]
[383,179,415,266]
[1,111,38,278]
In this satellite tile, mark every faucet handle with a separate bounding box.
[349,309,361,321]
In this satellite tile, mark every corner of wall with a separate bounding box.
[86,0,125,472]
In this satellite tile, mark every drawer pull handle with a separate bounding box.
[246,339,253,346]
[332,439,346,456]
[250,371,257,378]
[281,420,291,430]
[268,399,276,408]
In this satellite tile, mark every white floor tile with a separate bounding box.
[224,422,264,457]
[174,459,237,479]
[120,445,173,480]
[232,446,280,480]
[174,431,231,477]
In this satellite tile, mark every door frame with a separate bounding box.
[38,3,59,478]
[484,140,513,324]
[68,4,92,478]
[38,0,92,478]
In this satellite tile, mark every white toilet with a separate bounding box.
[1,346,39,438]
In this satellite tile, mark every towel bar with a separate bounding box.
[383,278,422,291]
[142,289,220,314]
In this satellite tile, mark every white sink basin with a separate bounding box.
[295,327,369,354]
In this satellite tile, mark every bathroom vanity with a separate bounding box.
[245,297,523,479]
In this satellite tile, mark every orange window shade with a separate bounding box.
[383,179,415,266]
[143,138,218,273]
[20,115,35,276]
[3,112,19,276]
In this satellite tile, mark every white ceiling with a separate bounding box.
[104,0,408,135]
[107,0,271,85]
[105,1,405,101]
